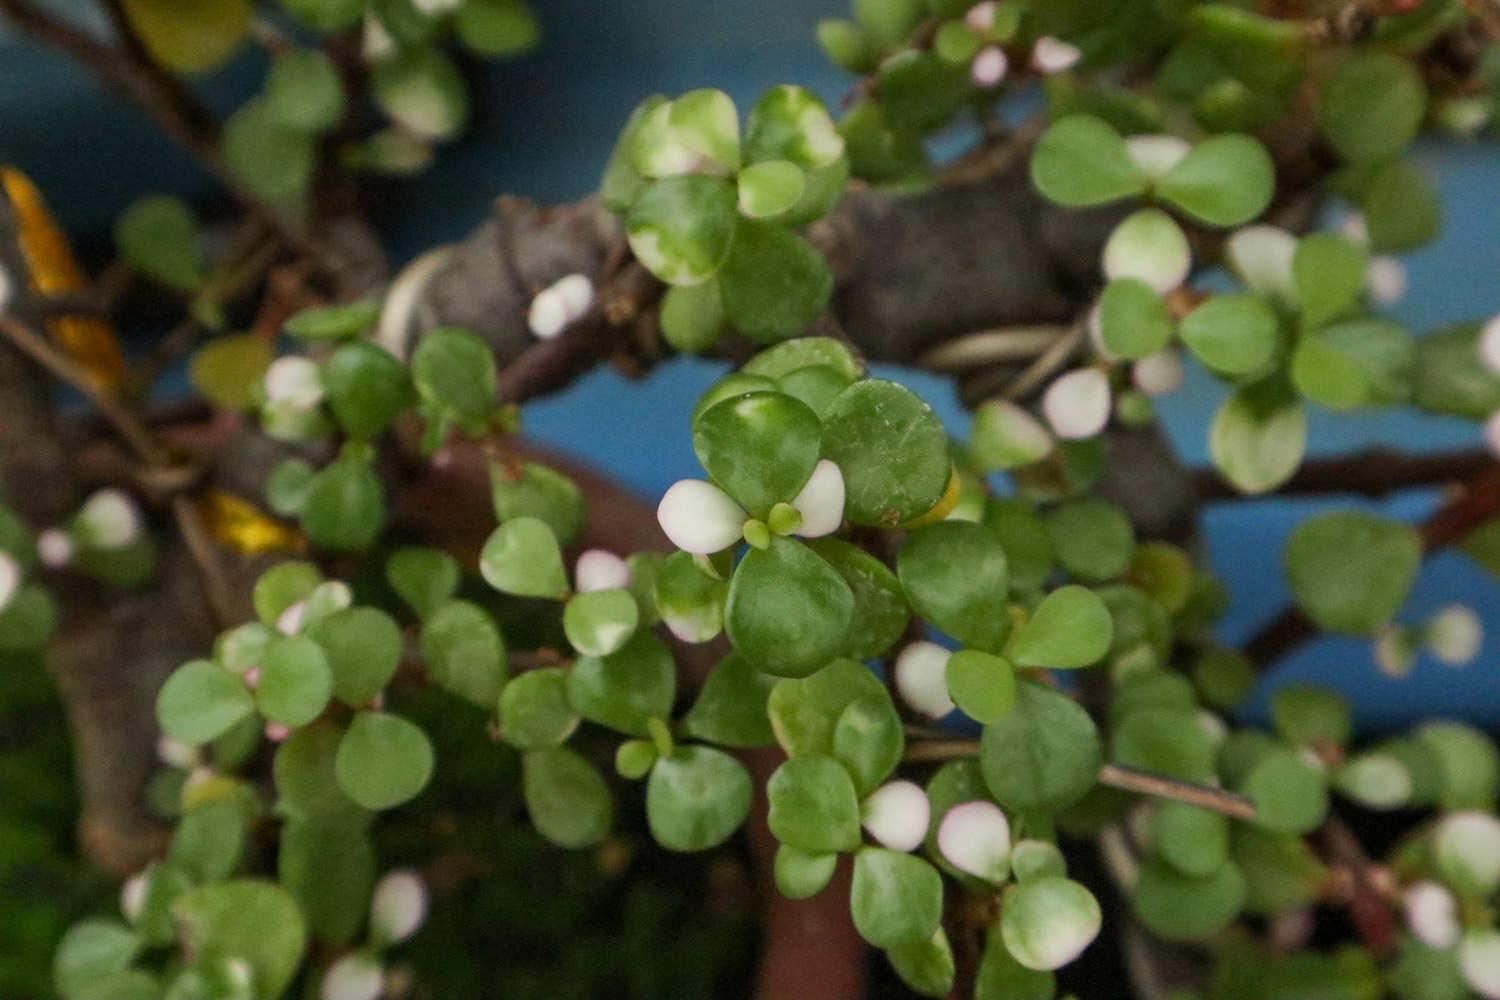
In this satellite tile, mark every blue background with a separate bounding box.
[3,0,1499,732]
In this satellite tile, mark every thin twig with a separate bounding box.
[0,315,238,629]
[1002,320,1086,401]
[132,226,284,394]
[1097,764,1257,821]
[917,325,1069,372]
[170,495,234,628]
[0,314,170,467]
[901,738,1257,820]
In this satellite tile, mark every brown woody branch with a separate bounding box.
[0,315,171,467]
[1194,447,1493,502]
[1319,814,1399,960]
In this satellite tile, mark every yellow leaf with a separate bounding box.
[201,490,307,557]
[121,0,252,75]
[896,465,963,530]
[190,334,273,410]
[1,167,127,390]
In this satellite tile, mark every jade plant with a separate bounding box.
[3,0,1500,998]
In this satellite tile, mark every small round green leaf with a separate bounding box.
[821,379,950,527]
[646,745,754,852]
[1210,381,1306,495]
[738,159,805,219]
[54,920,139,996]
[411,327,497,426]
[775,844,839,899]
[668,88,740,171]
[945,650,1016,724]
[1152,802,1229,878]
[742,85,845,170]
[682,653,776,748]
[806,537,910,660]
[334,711,433,811]
[522,745,613,847]
[1292,232,1369,330]
[999,877,1102,971]
[497,667,577,750]
[980,681,1101,812]
[832,690,905,795]
[1131,858,1245,942]
[886,929,956,998]
[1156,134,1274,227]
[273,720,363,820]
[693,391,822,513]
[300,450,384,552]
[1030,115,1145,207]
[767,754,862,853]
[264,49,345,132]
[563,588,640,658]
[725,537,853,677]
[767,658,886,758]
[1238,750,1329,834]
[256,636,333,728]
[1097,278,1172,360]
[627,175,738,286]
[480,516,569,599]
[717,219,833,341]
[850,848,944,948]
[1319,52,1426,162]
[114,195,203,291]
[420,600,507,708]
[488,460,585,545]
[455,0,538,55]
[898,521,1010,651]
[172,880,306,1000]
[157,660,255,745]
[660,280,727,353]
[372,48,469,141]
[223,100,314,202]
[1285,510,1420,633]
[565,630,676,736]
[320,341,410,440]
[1179,292,1279,378]
[303,605,405,707]
[384,547,459,619]
[1012,585,1113,669]
[1045,498,1134,582]
[1113,707,1215,781]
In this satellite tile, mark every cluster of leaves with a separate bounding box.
[128,0,536,204]
[44,310,1500,999]
[979,29,1500,498]
[601,86,847,350]
[28,0,1500,998]
[816,0,1066,187]
[1181,700,1500,1000]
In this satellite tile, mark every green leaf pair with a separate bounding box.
[1031,114,1275,228]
